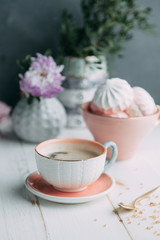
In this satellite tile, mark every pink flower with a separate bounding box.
[19,53,65,98]
[0,102,11,123]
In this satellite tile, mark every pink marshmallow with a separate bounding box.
[90,102,113,116]
[107,111,128,118]
[125,103,143,118]
[133,87,156,116]
[90,102,128,118]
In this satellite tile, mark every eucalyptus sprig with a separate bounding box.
[59,0,154,59]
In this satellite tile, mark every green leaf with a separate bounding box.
[36,96,41,102]
[27,95,34,105]
[44,49,52,56]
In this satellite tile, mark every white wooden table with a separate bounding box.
[1,123,160,240]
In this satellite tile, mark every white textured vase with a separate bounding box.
[58,55,108,127]
[12,98,66,143]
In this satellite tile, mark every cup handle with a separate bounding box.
[103,141,118,172]
[155,105,160,126]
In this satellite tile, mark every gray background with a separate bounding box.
[0,0,160,106]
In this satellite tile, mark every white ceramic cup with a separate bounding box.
[35,138,118,192]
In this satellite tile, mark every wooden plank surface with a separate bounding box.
[107,124,160,240]
[0,124,160,240]
[0,132,47,240]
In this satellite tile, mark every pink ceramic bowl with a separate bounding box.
[82,102,160,160]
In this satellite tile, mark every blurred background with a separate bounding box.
[0,0,160,107]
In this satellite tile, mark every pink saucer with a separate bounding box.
[25,171,115,204]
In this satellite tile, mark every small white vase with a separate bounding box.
[12,97,66,143]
